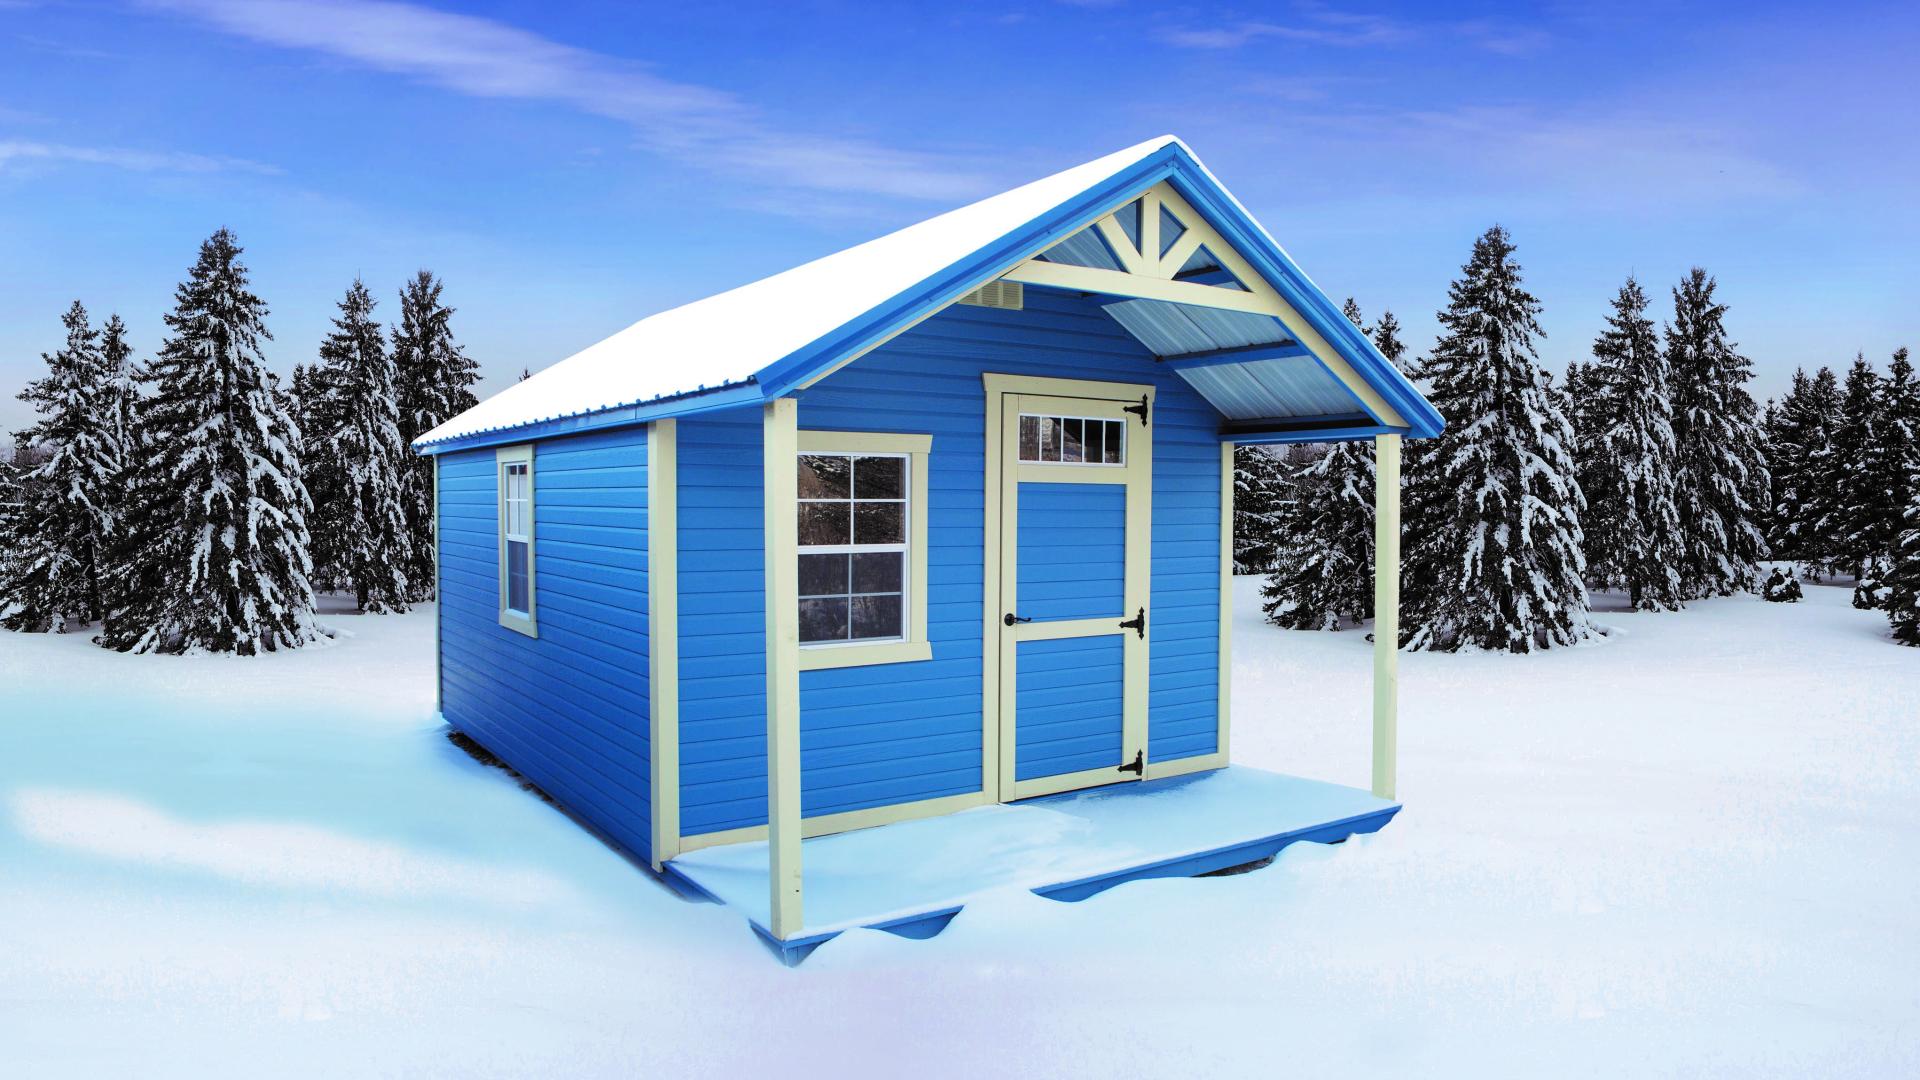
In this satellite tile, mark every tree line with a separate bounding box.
[0,228,479,653]
[1241,226,1920,650]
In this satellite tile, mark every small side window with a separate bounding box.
[496,445,537,637]
[794,431,932,670]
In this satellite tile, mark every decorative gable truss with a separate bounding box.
[1002,183,1406,429]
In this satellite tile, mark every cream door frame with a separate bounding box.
[983,374,1154,803]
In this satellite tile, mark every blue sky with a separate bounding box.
[2,0,1915,436]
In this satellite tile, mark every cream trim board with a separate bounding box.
[982,372,1154,403]
[674,791,991,855]
[762,399,803,939]
[793,430,933,672]
[1001,260,1284,317]
[1145,751,1226,782]
[647,420,681,869]
[494,443,537,638]
[1372,433,1401,802]
[1218,441,1234,766]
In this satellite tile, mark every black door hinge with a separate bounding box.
[1119,607,1146,639]
[1118,750,1144,776]
[1123,395,1150,425]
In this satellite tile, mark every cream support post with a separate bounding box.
[1371,433,1401,801]
[763,399,803,937]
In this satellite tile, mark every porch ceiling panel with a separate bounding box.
[1100,298,1286,355]
[1097,297,1366,423]
[1179,355,1363,420]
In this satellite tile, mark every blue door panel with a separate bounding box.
[1015,635,1125,781]
[1015,482,1126,621]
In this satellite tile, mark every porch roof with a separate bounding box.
[415,136,1443,455]
[663,765,1400,964]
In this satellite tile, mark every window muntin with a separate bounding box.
[1018,414,1125,465]
[503,461,531,615]
[797,452,908,645]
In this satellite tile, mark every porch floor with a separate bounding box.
[663,765,1400,963]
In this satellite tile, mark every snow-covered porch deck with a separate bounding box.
[663,766,1400,964]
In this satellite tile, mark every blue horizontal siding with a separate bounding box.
[675,286,1222,838]
[1016,635,1124,779]
[1016,481,1127,620]
[437,426,654,863]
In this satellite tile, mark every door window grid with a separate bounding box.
[1018,414,1126,465]
[503,462,531,615]
[797,452,908,645]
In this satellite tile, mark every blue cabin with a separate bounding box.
[417,136,1444,961]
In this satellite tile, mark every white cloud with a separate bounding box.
[142,0,992,202]
[0,139,279,174]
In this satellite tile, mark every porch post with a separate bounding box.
[1372,433,1400,801]
[763,398,803,938]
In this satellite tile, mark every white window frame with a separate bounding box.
[1017,412,1129,467]
[794,431,932,671]
[496,444,537,638]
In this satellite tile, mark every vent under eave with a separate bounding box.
[959,280,1024,310]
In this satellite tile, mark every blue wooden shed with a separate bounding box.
[416,135,1444,961]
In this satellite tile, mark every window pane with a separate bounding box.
[1041,417,1059,461]
[1019,415,1040,461]
[851,594,903,640]
[799,597,850,643]
[1104,421,1124,464]
[797,455,851,499]
[798,502,851,546]
[852,551,903,594]
[507,540,529,613]
[854,455,904,499]
[1084,420,1103,464]
[799,553,849,597]
[1062,418,1083,463]
[854,502,904,545]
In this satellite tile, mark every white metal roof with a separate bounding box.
[418,136,1186,448]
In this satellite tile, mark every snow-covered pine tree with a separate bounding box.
[1886,487,1920,645]
[1372,309,1406,367]
[392,270,479,601]
[1666,268,1770,597]
[288,362,346,593]
[1579,277,1685,610]
[1765,367,1836,569]
[1399,226,1592,652]
[0,301,127,632]
[1856,348,1920,607]
[105,228,319,654]
[1232,445,1289,573]
[316,279,413,613]
[1812,354,1881,591]
[1261,298,1378,630]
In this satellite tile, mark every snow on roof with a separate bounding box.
[416,136,1185,449]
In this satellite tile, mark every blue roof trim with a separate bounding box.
[414,381,762,455]
[753,141,1441,439]
[754,145,1188,400]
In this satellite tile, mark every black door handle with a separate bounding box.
[1003,613,1032,626]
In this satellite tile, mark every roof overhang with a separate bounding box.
[414,137,1441,454]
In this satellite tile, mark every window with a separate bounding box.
[496,445,536,637]
[1018,414,1125,465]
[794,432,932,669]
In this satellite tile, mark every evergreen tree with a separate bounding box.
[1372,309,1407,366]
[1400,227,1592,652]
[1812,354,1881,588]
[105,228,319,654]
[315,279,413,613]
[1232,445,1289,574]
[0,301,127,632]
[288,362,346,593]
[1579,277,1685,610]
[1765,366,1842,570]
[1886,488,1920,645]
[392,270,479,601]
[1666,268,1769,597]
[1856,348,1920,607]
[1262,299,1379,630]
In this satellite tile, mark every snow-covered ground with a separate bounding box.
[3,583,1917,1077]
